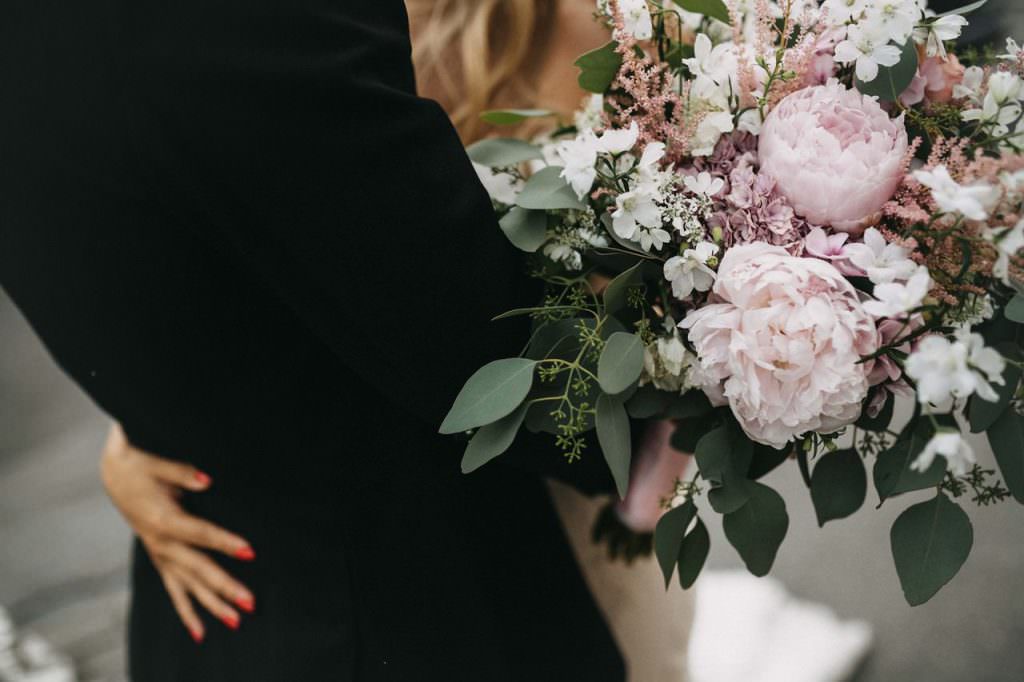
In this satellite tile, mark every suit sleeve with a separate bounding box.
[189,11,616,494]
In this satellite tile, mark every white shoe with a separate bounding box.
[688,571,872,682]
[0,608,76,682]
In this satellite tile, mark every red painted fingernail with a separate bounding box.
[234,546,256,561]
[222,614,240,630]
[235,596,255,613]
[190,628,204,644]
[194,471,212,487]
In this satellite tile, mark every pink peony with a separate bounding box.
[758,80,909,235]
[680,243,879,448]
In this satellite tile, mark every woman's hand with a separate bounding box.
[100,423,256,643]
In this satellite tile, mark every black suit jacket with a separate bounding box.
[1,2,623,680]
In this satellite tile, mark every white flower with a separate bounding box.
[663,241,719,300]
[905,332,1005,405]
[597,121,640,155]
[913,14,968,59]
[953,65,985,100]
[822,0,871,24]
[642,333,696,392]
[834,24,903,83]
[619,0,654,40]
[691,110,735,157]
[472,163,523,206]
[962,72,1023,137]
[911,431,976,477]
[683,172,725,197]
[636,142,666,182]
[683,34,738,88]
[866,0,922,45]
[991,219,1024,285]
[543,242,582,271]
[611,185,670,251]
[863,266,932,318]
[988,71,1023,104]
[555,133,599,200]
[913,165,1000,221]
[1000,37,1023,62]
[845,227,918,284]
[574,94,605,132]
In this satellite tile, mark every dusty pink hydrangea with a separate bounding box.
[758,80,909,235]
[713,162,812,254]
[680,243,879,448]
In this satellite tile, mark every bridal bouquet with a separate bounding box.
[441,0,1024,605]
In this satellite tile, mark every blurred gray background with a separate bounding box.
[3,4,1024,680]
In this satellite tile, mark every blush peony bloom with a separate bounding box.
[680,243,879,448]
[758,80,909,235]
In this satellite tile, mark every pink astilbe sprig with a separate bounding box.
[604,4,696,159]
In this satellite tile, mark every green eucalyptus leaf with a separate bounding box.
[708,480,751,514]
[480,109,556,126]
[891,493,973,606]
[747,444,791,480]
[873,419,945,502]
[969,344,1021,433]
[626,384,671,419]
[466,138,544,167]
[654,501,696,587]
[1006,293,1024,323]
[461,403,529,473]
[677,517,710,589]
[695,423,753,486]
[596,394,633,499]
[604,262,646,316]
[987,407,1024,504]
[811,449,867,526]
[855,39,919,102]
[575,41,623,94]
[723,482,789,577]
[440,359,537,434]
[515,166,586,211]
[499,207,548,253]
[598,333,645,395]
[674,0,731,23]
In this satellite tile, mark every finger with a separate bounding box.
[143,454,213,492]
[163,512,255,561]
[180,570,242,631]
[169,544,255,614]
[161,572,205,644]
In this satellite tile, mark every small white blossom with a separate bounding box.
[611,185,670,251]
[866,0,922,46]
[953,65,985,100]
[597,121,640,155]
[834,23,903,83]
[555,133,599,200]
[913,165,1000,221]
[912,431,976,477]
[991,219,1024,285]
[822,0,871,24]
[683,172,726,198]
[619,0,654,40]
[864,266,932,318]
[913,14,968,59]
[905,332,1006,406]
[683,34,739,89]
[664,241,719,300]
[845,227,918,284]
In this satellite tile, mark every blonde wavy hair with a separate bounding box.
[408,0,558,144]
